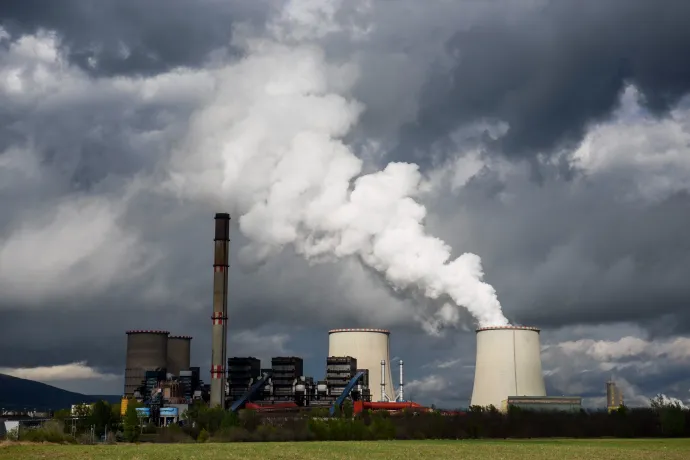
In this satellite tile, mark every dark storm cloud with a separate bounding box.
[0,0,274,76]
[1,0,690,405]
[423,155,690,336]
[395,0,690,163]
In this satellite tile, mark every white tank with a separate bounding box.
[470,326,546,410]
[328,328,394,401]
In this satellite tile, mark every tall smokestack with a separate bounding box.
[398,359,404,402]
[210,212,230,408]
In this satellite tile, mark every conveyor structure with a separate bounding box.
[229,372,272,413]
[329,371,366,416]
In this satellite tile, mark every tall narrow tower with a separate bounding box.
[210,213,230,408]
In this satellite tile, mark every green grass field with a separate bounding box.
[2,439,689,459]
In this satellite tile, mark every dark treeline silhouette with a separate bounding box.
[174,402,690,442]
[7,399,689,443]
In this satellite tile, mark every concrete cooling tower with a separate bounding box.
[167,335,192,377]
[328,328,395,401]
[470,326,546,409]
[124,330,169,397]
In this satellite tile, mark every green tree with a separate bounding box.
[341,400,354,419]
[72,403,93,434]
[89,400,116,435]
[123,403,141,442]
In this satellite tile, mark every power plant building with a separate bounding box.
[470,326,547,410]
[607,379,624,411]
[328,329,395,402]
[124,330,170,397]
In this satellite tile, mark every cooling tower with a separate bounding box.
[167,335,192,377]
[328,328,394,401]
[124,330,169,397]
[470,326,546,409]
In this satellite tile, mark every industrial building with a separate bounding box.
[471,326,547,409]
[328,329,395,402]
[124,330,170,397]
[121,329,206,422]
[118,212,588,422]
[607,379,624,412]
[469,325,583,413]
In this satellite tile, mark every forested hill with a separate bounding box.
[0,373,119,411]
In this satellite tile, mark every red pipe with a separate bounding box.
[353,400,427,414]
[245,402,299,410]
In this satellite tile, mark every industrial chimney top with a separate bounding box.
[328,328,390,334]
[126,330,170,335]
[214,213,230,219]
[475,325,540,333]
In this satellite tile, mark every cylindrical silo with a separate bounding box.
[124,330,169,397]
[328,329,394,402]
[167,335,192,377]
[470,326,546,410]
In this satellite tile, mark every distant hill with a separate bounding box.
[0,373,120,411]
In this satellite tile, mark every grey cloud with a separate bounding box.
[1,0,689,407]
[0,0,274,76]
[394,0,690,163]
[425,163,690,334]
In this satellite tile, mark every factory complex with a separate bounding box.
[119,213,583,425]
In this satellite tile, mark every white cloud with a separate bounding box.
[0,362,119,382]
[555,336,690,362]
[406,374,448,394]
[573,85,690,201]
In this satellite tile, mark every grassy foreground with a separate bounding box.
[2,439,689,459]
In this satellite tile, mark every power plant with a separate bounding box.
[124,330,170,398]
[328,329,395,402]
[470,326,547,408]
[119,212,583,425]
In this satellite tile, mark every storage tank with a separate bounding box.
[124,330,169,397]
[167,335,192,377]
[470,326,546,410]
[328,329,394,401]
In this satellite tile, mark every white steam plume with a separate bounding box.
[167,3,509,329]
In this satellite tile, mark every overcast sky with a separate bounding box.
[1,0,690,409]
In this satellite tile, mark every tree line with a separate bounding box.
[4,395,689,443]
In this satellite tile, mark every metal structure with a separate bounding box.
[397,360,404,402]
[167,335,192,377]
[328,329,394,402]
[210,213,230,408]
[606,379,624,412]
[380,360,390,402]
[470,326,546,410]
[503,396,582,412]
[124,330,169,397]
[230,372,272,413]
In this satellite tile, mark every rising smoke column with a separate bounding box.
[167,2,509,329]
